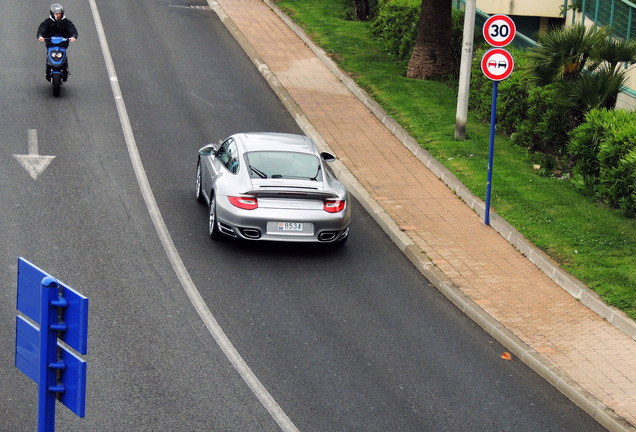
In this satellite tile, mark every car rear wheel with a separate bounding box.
[196,161,204,203]
[208,195,220,240]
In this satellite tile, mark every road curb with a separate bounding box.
[208,1,635,430]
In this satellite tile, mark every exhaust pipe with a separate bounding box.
[318,232,337,241]
[241,228,261,239]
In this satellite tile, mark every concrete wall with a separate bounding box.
[613,61,636,111]
[477,0,563,17]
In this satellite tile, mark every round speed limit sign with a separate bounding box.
[483,15,516,47]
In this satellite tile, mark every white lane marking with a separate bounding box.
[87,2,299,431]
[188,91,217,108]
[13,129,56,180]
[28,129,38,155]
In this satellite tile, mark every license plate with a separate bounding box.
[277,222,303,231]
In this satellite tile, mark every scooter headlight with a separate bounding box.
[51,52,63,60]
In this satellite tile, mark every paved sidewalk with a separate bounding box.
[208,0,636,430]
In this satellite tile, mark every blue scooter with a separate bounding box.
[44,36,69,97]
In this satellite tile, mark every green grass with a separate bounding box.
[275,0,636,320]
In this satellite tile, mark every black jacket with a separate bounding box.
[37,16,78,47]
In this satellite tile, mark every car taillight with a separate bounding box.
[324,199,345,213]
[229,196,258,210]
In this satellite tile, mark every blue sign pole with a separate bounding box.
[485,81,498,225]
[38,276,64,432]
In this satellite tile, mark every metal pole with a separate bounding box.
[485,81,498,225]
[455,0,477,139]
[38,277,59,432]
[594,0,600,22]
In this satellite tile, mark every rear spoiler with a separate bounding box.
[244,188,337,199]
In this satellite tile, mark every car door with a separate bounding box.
[205,138,236,197]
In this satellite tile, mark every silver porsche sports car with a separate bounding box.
[196,132,351,244]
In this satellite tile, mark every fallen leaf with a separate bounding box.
[501,352,512,360]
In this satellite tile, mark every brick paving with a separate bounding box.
[210,0,636,429]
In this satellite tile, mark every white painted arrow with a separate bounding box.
[13,129,56,180]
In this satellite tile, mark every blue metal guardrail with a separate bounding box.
[574,0,635,40]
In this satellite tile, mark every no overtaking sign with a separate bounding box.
[481,48,514,81]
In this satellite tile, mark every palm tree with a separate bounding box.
[406,0,454,79]
[527,24,636,125]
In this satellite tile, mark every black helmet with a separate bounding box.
[50,4,64,21]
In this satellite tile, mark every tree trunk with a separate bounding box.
[407,0,454,79]
[352,0,370,21]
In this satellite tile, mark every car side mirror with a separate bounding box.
[199,144,217,156]
[321,152,336,162]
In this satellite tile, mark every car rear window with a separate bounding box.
[246,151,321,180]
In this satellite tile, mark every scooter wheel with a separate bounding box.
[52,74,61,97]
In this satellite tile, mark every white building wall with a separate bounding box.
[616,66,636,111]
[476,0,563,17]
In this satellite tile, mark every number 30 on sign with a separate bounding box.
[483,14,516,47]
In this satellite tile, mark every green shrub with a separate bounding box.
[597,114,636,216]
[490,50,530,135]
[371,0,420,61]
[511,84,570,155]
[372,3,483,73]
[569,109,636,217]
[468,47,494,119]
[568,109,604,195]
[450,9,486,74]
[470,47,534,136]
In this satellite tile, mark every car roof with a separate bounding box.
[234,133,318,155]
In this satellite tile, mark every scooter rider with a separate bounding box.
[37,4,77,81]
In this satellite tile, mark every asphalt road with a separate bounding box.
[0,1,607,431]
